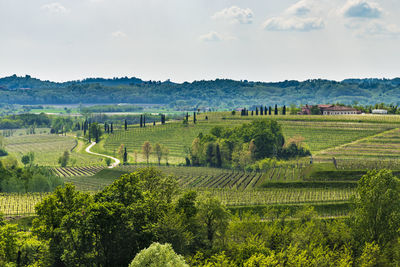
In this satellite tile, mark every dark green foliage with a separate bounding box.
[352,170,400,247]
[123,147,128,164]
[89,122,102,143]
[0,148,7,157]
[58,150,69,167]
[310,105,322,115]
[33,168,182,266]
[191,120,304,169]
[279,142,311,159]
[0,162,63,193]
[5,76,400,108]
[0,113,50,129]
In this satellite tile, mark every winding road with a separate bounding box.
[85,142,120,168]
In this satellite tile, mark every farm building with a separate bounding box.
[299,104,360,115]
[372,109,388,114]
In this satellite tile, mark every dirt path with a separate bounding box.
[85,142,120,168]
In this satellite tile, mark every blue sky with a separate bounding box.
[0,0,399,82]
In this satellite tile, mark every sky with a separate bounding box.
[0,0,399,83]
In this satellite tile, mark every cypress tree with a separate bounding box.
[215,144,222,168]
[124,120,127,130]
[140,115,143,128]
[268,106,272,115]
[274,104,278,115]
[153,121,156,126]
[283,105,286,115]
[265,106,268,115]
[193,112,197,124]
[110,123,113,133]
[251,110,254,116]
[260,105,263,115]
[256,107,259,115]
[143,115,146,127]
[123,147,127,164]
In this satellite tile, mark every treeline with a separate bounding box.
[0,113,50,129]
[1,168,400,266]
[3,75,400,107]
[189,120,310,170]
[80,104,144,113]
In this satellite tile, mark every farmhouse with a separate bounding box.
[300,104,360,115]
[372,109,388,114]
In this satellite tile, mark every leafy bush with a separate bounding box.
[129,243,188,267]
[0,149,7,157]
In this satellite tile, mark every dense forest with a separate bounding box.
[2,75,400,108]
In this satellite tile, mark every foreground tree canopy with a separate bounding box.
[3,168,400,266]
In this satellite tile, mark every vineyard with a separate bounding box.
[4,134,105,166]
[51,166,105,177]
[97,114,393,164]
[0,193,48,217]
[4,113,400,219]
[316,128,400,168]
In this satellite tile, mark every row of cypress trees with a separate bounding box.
[241,105,286,116]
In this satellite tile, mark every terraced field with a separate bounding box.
[316,128,400,168]
[4,134,104,166]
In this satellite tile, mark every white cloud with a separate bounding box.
[348,21,400,38]
[41,3,69,14]
[212,6,254,24]
[341,0,382,18]
[263,17,324,32]
[263,0,324,32]
[286,0,312,16]
[199,31,236,42]
[111,31,127,38]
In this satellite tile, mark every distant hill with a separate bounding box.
[1,75,400,108]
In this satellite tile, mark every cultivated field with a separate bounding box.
[4,133,105,166]
[4,113,400,218]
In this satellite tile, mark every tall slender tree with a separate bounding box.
[268,106,272,115]
[215,144,222,168]
[123,147,128,164]
[274,104,278,115]
[124,120,127,130]
[260,105,263,115]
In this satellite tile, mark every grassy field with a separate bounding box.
[94,113,395,164]
[3,132,105,167]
